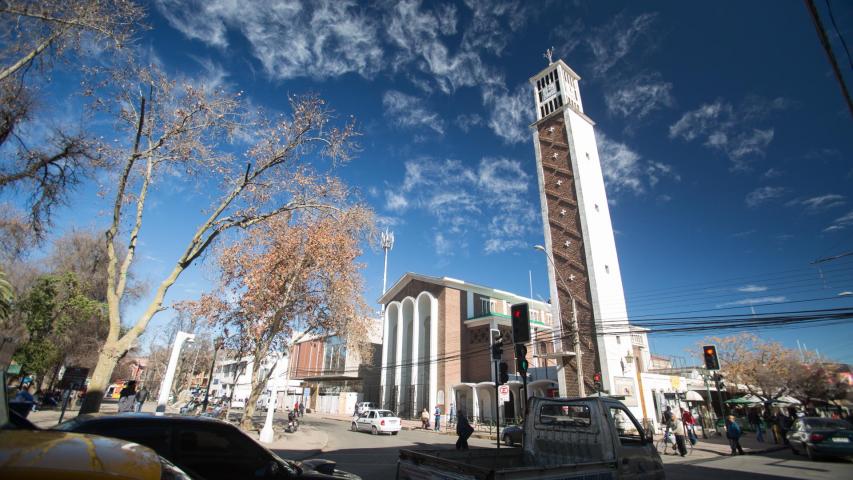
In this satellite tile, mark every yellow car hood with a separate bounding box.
[0,430,162,480]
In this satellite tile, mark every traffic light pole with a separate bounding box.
[494,359,500,452]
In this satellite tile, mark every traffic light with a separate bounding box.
[499,362,509,385]
[593,372,602,393]
[702,345,720,371]
[510,303,531,343]
[515,344,528,374]
[491,330,503,360]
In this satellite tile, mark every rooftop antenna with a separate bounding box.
[380,229,395,313]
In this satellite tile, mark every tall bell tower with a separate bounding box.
[529,56,633,398]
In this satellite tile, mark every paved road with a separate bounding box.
[282,415,853,479]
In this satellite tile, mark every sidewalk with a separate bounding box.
[687,431,787,456]
[26,400,179,428]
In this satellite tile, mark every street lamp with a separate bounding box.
[156,331,195,415]
[259,353,288,444]
[533,245,585,397]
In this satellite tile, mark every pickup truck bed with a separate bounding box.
[398,448,616,480]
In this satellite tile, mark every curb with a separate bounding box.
[691,445,786,457]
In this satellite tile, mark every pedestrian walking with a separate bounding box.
[449,402,456,423]
[775,411,791,445]
[299,401,305,417]
[117,381,137,413]
[421,408,430,429]
[434,406,441,431]
[681,408,697,445]
[725,415,745,455]
[134,385,149,412]
[670,415,688,456]
[455,411,474,450]
[748,409,763,442]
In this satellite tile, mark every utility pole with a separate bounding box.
[156,332,195,415]
[381,229,395,299]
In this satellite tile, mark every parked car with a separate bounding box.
[353,401,375,416]
[787,417,853,460]
[501,424,522,446]
[350,409,401,435]
[1,372,195,480]
[55,413,361,479]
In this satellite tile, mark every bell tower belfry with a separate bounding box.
[529,56,633,399]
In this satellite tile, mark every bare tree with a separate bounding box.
[79,64,358,413]
[0,1,144,235]
[704,333,801,402]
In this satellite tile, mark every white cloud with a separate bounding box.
[587,12,658,77]
[745,186,786,208]
[388,156,536,254]
[482,84,534,144]
[460,0,529,56]
[824,210,853,232]
[605,74,674,119]
[382,90,445,135]
[455,113,483,132]
[595,132,677,197]
[737,285,767,293]
[385,191,409,211]
[717,296,787,307]
[435,232,453,256]
[155,0,384,80]
[669,97,788,170]
[787,194,846,213]
[762,168,783,179]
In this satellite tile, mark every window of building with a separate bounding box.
[323,336,347,375]
[481,298,490,314]
[605,265,610,274]
[616,336,621,344]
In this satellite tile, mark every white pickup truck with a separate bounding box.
[397,396,665,480]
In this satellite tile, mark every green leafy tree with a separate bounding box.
[13,272,105,382]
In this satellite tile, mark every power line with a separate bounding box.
[805,0,853,118]
[824,0,853,70]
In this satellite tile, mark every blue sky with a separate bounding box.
[11,1,853,363]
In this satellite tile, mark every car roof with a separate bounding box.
[57,412,231,429]
[0,430,162,479]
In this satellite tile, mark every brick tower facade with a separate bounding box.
[529,58,633,398]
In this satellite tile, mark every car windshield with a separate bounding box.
[377,411,395,417]
[805,418,851,430]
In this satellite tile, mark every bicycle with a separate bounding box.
[656,428,694,456]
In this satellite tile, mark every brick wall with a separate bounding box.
[536,113,601,396]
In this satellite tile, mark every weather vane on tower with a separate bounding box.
[544,47,554,65]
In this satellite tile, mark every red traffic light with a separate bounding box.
[593,372,602,382]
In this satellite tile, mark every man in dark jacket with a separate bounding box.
[456,411,474,450]
[134,385,149,412]
[725,415,745,455]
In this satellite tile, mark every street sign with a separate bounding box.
[58,366,89,390]
[498,384,510,403]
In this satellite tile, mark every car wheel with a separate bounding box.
[503,435,511,446]
[392,431,398,435]
[790,445,798,455]
[351,422,357,432]
[806,445,818,461]
[372,426,378,435]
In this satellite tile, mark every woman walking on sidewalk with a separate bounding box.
[455,411,474,450]
[421,408,430,429]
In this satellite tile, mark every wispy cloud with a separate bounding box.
[786,194,846,213]
[596,132,678,198]
[737,284,767,293]
[586,12,658,78]
[156,0,384,80]
[455,113,483,132]
[382,90,445,135]
[717,296,786,307]
[669,97,789,170]
[482,83,533,144]
[824,210,853,232]
[385,156,536,254]
[745,186,786,208]
[731,229,757,238]
[605,73,674,120]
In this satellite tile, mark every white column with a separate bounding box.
[411,299,420,413]
[472,387,480,421]
[156,331,195,415]
[428,296,438,415]
[395,311,404,405]
[379,308,390,405]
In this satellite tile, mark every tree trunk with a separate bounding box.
[79,344,120,413]
[240,357,266,431]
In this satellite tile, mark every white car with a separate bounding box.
[351,409,401,435]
